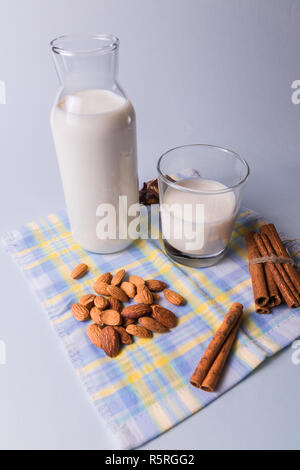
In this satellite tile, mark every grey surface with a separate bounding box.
[0,0,299,450]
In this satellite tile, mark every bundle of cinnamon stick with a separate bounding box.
[246,224,300,313]
[190,303,243,392]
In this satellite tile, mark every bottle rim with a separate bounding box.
[50,33,119,56]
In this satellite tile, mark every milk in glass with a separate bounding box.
[161,177,236,256]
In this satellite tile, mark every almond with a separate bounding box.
[107,285,129,303]
[100,309,121,326]
[109,297,122,313]
[94,295,110,310]
[79,294,95,309]
[71,263,88,279]
[123,317,136,327]
[98,272,113,284]
[129,275,145,287]
[87,323,102,348]
[90,307,103,325]
[100,326,120,357]
[121,281,136,298]
[93,279,109,295]
[138,316,169,333]
[72,303,90,322]
[151,304,178,328]
[113,326,133,345]
[121,304,152,319]
[126,324,153,338]
[111,269,126,286]
[145,279,167,292]
[152,293,160,301]
[134,285,153,305]
[163,289,185,306]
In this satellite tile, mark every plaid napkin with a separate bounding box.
[1,207,300,449]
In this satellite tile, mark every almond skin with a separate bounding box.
[94,295,110,310]
[87,323,102,348]
[100,309,122,326]
[121,281,136,299]
[129,275,145,287]
[100,326,120,357]
[123,317,136,327]
[113,326,133,345]
[71,263,88,279]
[98,272,113,284]
[151,304,178,328]
[121,304,152,319]
[93,279,109,295]
[138,316,169,333]
[79,294,95,309]
[111,269,126,286]
[135,285,153,305]
[72,303,90,322]
[163,289,185,306]
[107,285,129,303]
[90,307,103,325]
[145,279,167,292]
[109,297,122,313]
[126,324,153,338]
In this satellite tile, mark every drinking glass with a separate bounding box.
[157,144,249,267]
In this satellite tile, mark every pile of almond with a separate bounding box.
[70,263,185,358]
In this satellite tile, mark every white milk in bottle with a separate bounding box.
[51,89,138,253]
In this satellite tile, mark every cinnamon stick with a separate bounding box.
[260,224,300,295]
[255,303,271,314]
[190,303,243,388]
[265,264,281,307]
[253,233,299,308]
[261,233,300,304]
[245,232,269,306]
[201,316,242,392]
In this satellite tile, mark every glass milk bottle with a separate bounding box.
[50,34,139,253]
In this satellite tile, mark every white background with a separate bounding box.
[0,0,299,449]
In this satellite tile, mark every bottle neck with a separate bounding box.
[51,34,122,95]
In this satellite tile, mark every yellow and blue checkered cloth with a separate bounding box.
[2,208,300,449]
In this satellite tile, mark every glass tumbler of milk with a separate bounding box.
[50,34,139,253]
[157,144,249,267]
